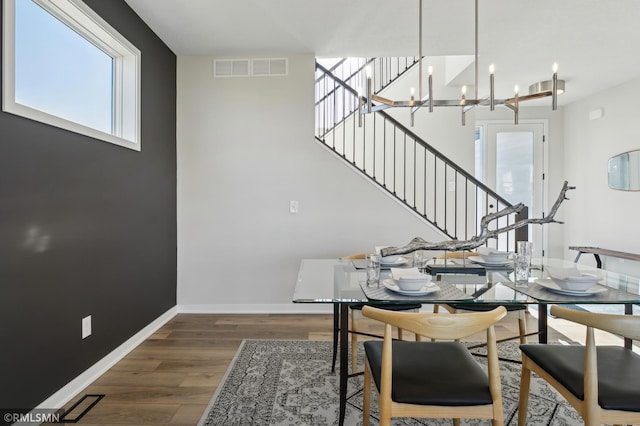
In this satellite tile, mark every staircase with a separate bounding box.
[315,58,526,251]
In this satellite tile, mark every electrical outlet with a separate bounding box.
[82,315,92,339]
[289,200,299,214]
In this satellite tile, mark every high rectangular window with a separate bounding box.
[3,0,141,150]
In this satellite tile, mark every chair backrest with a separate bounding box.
[550,305,640,341]
[363,305,507,415]
[362,305,507,341]
[340,253,367,260]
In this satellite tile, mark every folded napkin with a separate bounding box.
[391,267,430,281]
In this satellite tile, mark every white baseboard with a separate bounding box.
[37,306,178,409]
[178,303,333,314]
[37,303,331,410]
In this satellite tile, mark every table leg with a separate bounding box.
[338,304,349,426]
[538,303,548,344]
[331,304,339,373]
[625,304,633,349]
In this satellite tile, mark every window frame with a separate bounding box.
[2,0,142,151]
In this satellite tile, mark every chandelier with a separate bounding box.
[359,0,565,126]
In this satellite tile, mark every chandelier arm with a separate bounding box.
[360,0,565,122]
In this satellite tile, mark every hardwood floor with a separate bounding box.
[53,310,562,425]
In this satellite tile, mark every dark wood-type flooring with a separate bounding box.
[51,310,565,425]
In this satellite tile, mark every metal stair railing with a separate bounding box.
[315,57,419,139]
[315,61,527,251]
[319,56,420,93]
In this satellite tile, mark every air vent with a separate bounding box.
[214,59,250,77]
[252,58,288,76]
[213,58,288,78]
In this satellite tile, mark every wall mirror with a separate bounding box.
[608,149,640,191]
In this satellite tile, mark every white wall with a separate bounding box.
[177,54,640,312]
[562,77,640,276]
[176,54,445,312]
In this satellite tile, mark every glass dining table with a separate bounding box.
[292,257,640,426]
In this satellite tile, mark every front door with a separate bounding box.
[482,122,546,258]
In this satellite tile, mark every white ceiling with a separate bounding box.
[124,0,640,105]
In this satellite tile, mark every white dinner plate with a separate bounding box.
[382,279,440,296]
[380,257,409,267]
[534,278,607,297]
[468,256,511,266]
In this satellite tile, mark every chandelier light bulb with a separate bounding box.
[489,64,495,74]
[553,62,559,74]
[428,65,433,76]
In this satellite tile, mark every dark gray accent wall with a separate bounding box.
[0,0,177,410]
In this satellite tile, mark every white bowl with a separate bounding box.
[395,278,429,291]
[477,247,511,263]
[479,254,510,263]
[546,266,602,291]
[393,269,432,290]
[550,276,600,291]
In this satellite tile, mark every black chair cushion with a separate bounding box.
[364,340,492,406]
[448,303,526,312]
[521,344,640,412]
[350,303,422,311]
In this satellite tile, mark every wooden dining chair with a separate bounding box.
[345,302,422,373]
[519,305,640,426]
[335,253,420,374]
[433,250,530,345]
[361,305,507,426]
[434,303,529,344]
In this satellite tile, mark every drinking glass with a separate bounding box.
[515,241,533,286]
[366,254,381,287]
[413,250,427,270]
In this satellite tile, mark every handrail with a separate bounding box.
[315,57,419,108]
[316,62,358,95]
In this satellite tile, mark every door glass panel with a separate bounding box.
[495,131,534,208]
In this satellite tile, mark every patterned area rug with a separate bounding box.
[198,340,581,425]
